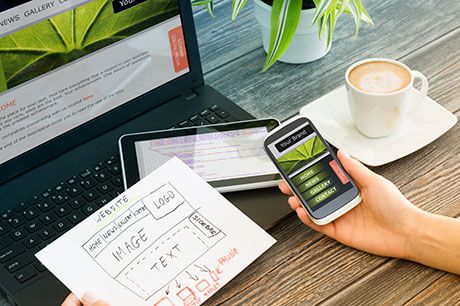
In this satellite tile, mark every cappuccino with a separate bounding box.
[349,61,411,94]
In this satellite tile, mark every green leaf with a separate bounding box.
[206,0,215,16]
[0,0,179,93]
[191,0,212,5]
[262,0,302,71]
[326,6,336,47]
[0,61,7,92]
[231,0,249,20]
[311,0,333,25]
[277,136,327,174]
[348,0,362,36]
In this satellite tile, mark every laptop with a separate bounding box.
[0,0,291,305]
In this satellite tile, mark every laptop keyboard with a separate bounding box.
[0,104,235,285]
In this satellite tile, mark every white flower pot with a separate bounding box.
[253,0,331,64]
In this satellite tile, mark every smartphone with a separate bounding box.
[263,117,361,225]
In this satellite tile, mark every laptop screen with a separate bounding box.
[0,0,190,165]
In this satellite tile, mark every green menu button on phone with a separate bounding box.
[292,163,323,185]
[307,186,338,207]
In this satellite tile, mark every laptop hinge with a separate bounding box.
[181,89,198,101]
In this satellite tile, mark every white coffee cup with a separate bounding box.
[345,58,429,138]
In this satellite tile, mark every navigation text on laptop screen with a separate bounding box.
[0,0,190,165]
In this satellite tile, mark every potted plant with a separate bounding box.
[193,0,373,71]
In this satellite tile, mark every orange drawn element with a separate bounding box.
[329,160,350,184]
[153,296,175,306]
[176,287,197,306]
[168,26,189,73]
[195,279,210,292]
[210,271,219,282]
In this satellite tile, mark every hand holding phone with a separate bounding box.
[264,117,361,225]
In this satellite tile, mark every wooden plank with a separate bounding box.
[199,1,460,119]
[405,274,460,306]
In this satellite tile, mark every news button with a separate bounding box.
[112,0,147,13]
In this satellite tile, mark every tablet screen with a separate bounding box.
[134,126,278,182]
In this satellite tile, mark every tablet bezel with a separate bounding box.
[119,118,282,192]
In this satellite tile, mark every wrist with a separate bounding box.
[401,205,432,262]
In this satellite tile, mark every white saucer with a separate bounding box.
[299,86,457,166]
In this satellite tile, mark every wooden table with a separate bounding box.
[1,0,458,305]
[194,0,460,304]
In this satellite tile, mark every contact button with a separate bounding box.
[307,186,338,207]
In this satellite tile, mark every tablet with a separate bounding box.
[119,118,282,192]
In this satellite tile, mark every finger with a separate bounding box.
[337,150,378,188]
[278,181,293,196]
[82,292,110,306]
[61,293,81,306]
[288,196,301,210]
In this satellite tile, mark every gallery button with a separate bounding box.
[307,186,338,207]
[292,163,323,185]
[303,178,333,199]
[297,171,328,193]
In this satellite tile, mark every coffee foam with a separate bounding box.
[349,61,411,94]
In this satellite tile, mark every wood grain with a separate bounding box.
[405,273,460,306]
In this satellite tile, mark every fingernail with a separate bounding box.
[82,291,99,304]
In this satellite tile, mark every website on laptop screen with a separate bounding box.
[0,0,190,165]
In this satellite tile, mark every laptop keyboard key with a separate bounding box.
[41,190,52,199]
[217,110,230,119]
[1,209,14,220]
[26,195,40,205]
[38,227,56,241]
[7,215,25,228]
[67,176,78,185]
[82,203,98,216]
[14,265,38,283]
[111,177,123,187]
[6,253,34,272]
[66,185,84,197]
[80,169,92,178]
[189,114,199,122]
[80,178,97,190]
[97,182,114,194]
[22,235,40,249]
[53,220,71,233]
[199,109,210,117]
[25,221,40,233]
[209,104,220,111]
[14,202,29,213]
[51,193,69,205]
[95,196,111,208]
[40,213,57,226]
[34,261,47,272]
[10,229,26,241]
[36,201,54,213]
[0,244,26,263]
[83,190,100,202]
[205,114,219,124]
[94,170,110,182]
[22,207,40,220]
[105,156,118,165]
[93,163,106,172]
[176,120,189,128]
[55,204,71,217]
[0,235,13,249]
[0,222,10,236]
[67,211,85,225]
[107,165,121,175]
[69,197,85,210]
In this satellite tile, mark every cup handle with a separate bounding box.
[411,70,429,109]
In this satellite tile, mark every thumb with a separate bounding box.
[337,150,378,188]
[82,292,110,306]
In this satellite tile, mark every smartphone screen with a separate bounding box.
[265,119,357,214]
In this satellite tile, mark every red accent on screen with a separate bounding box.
[168,26,189,72]
[329,160,350,185]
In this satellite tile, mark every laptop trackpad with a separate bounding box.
[223,187,292,230]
